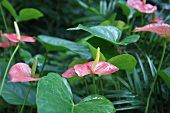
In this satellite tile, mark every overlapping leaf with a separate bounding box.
[37,35,92,59]
[37,73,116,113]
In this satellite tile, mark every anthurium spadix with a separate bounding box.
[9,63,40,82]
[127,0,157,14]
[133,23,170,40]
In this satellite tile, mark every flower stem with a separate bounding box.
[0,3,9,33]
[84,76,89,95]
[92,75,97,94]
[0,43,20,95]
[145,41,166,113]
[19,82,33,113]
[99,76,104,95]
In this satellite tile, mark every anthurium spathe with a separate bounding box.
[62,61,119,78]
[150,16,164,24]
[1,33,36,43]
[133,23,170,40]
[127,0,157,14]
[0,41,16,48]
[9,63,40,82]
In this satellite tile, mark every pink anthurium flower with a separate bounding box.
[62,61,119,78]
[0,41,16,48]
[1,33,36,43]
[9,63,40,82]
[133,23,170,40]
[127,0,157,14]
[150,16,164,24]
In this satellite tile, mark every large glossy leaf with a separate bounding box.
[158,67,170,90]
[37,73,73,113]
[68,24,122,44]
[18,8,44,22]
[108,54,137,71]
[69,24,139,45]
[73,95,116,113]
[37,35,91,59]
[1,78,36,105]
[2,0,17,20]
[37,73,116,113]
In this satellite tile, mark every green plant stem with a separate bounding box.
[92,74,97,94]
[84,76,89,95]
[99,75,104,95]
[0,43,20,95]
[19,82,33,113]
[0,3,9,32]
[145,41,166,113]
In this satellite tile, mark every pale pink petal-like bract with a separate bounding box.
[1,33,36,43]
[0,41,16,48]
[9,63,40,82]
[150,16,164,24]
[74,63,93,77]
[127,0,157,14]
[62,68,77,78]
[133,23,170,39]
[93,61,119,75]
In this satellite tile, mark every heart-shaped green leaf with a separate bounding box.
[118,35,140,45]
[37,73,116,113]
[68,24,139,46]
[108,54,137,71]
[68,24,122,44]
[1,78,36,105]
[73,95,116,113]
[37,73,73,113]
[18,8,44,22]
[37,35,92,59]
[158,67,170,90]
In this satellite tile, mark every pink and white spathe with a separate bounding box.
[150,16,164,24]
[133,23,170,39]
[9,63,40,82]
[127,0,157,14]
[0,41,16,48]
[1,33,36,43]
[62,61,119,78]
